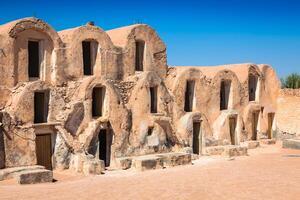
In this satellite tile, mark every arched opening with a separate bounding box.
[92,86,105,117]
[0,113,5,169]
[248,75,258,101]
[251,111,260,140]
[150,86,158,113]
[34,90,50,123]
[135,40,145,71]
[184,80,195,112]
[192,120,202,154]
[220,80,231,110]
[82,40,98,75]
[229,116,237,145]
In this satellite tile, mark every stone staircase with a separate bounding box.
[0,165,53,184]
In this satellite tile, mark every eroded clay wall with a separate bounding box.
[276,89,300,138]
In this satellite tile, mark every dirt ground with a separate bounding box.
[0,142,299,200]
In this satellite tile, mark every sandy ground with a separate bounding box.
[0,142,300,200]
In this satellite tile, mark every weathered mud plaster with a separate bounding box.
[0,18,281,174]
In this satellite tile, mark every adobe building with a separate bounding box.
[0,17,288,182]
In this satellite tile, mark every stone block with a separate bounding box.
[222,146,248,157]
[205,146,225,155]
[116,157,132,170]
[82,159,104,175]
[16,169,53,184]
[0,165,44,181]
[246,141,260,149]
[160,153,191,167]
[282,139,300,150]
[133,156,164,171]
[260,139,276,145]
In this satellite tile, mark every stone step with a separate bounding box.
[282,139,300,150]
[16,169,53,184]
[241,141,260,149]
[206,145,248,157]
[259,139,276,145]
[0,165,45,181]
[116,152,192,171]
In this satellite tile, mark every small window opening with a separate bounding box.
[135,40,145,71]
[92,87,105,117]
[150,86,158,113]
[28,41,40,78]
[82,41,98,75]
[34,91,49,123]
[220,80,231,110]
[148,127,154,136]
[184,80,195,112]
[248,75,258,101]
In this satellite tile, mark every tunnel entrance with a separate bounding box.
[220,80,231,110]
[192,121,201,155]
[98,129,112,167]
[150,86,158,113]
[184,80,195,112]
[34,91,49,123]
[229,117,237,145]
[135,40,145,71]
[28,41,40,78]
[248,75,258,101]
[92,87,105,117]
[252,111,260,140]
[35,133,52,170]
[267,113,275,139]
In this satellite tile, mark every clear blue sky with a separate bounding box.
[0,0,299,77]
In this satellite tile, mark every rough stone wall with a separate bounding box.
[0,17,282,171]
[276,89,300,138]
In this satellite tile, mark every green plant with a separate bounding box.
[281,73,300,89]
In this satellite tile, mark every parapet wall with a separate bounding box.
[276,89,300,138]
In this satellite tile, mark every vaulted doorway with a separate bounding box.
[98,129,112,167]
[229,117,237,145]
[35,134,52,170]
[252,111,260,140]
[192,121,202,155]
[267,113,275,139]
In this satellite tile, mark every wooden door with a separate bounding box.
[229,117,237,145]
[192,122,201,154]
[35,134,52,170]
[267,113,275,139]
[252,112,259,140]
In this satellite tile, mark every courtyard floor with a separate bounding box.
[0,142,299,200]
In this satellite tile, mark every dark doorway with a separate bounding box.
[192,121,201,154]
[267,113,275,139]
[35,134,52,170]
[92,87,105,117]
[184,80,195,112]
[220,80,231,110]
[82,41,98,75]
[150,86,158,113]
[98,129,112,167]
[229,117,237,145]
[34,91,49,123]
[28,41,40,78]
[0,113,5,169]
[135,40,145,71]
[252,111,259,140]
[248,75,258,101]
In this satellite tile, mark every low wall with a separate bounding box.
[276,89,300,138]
